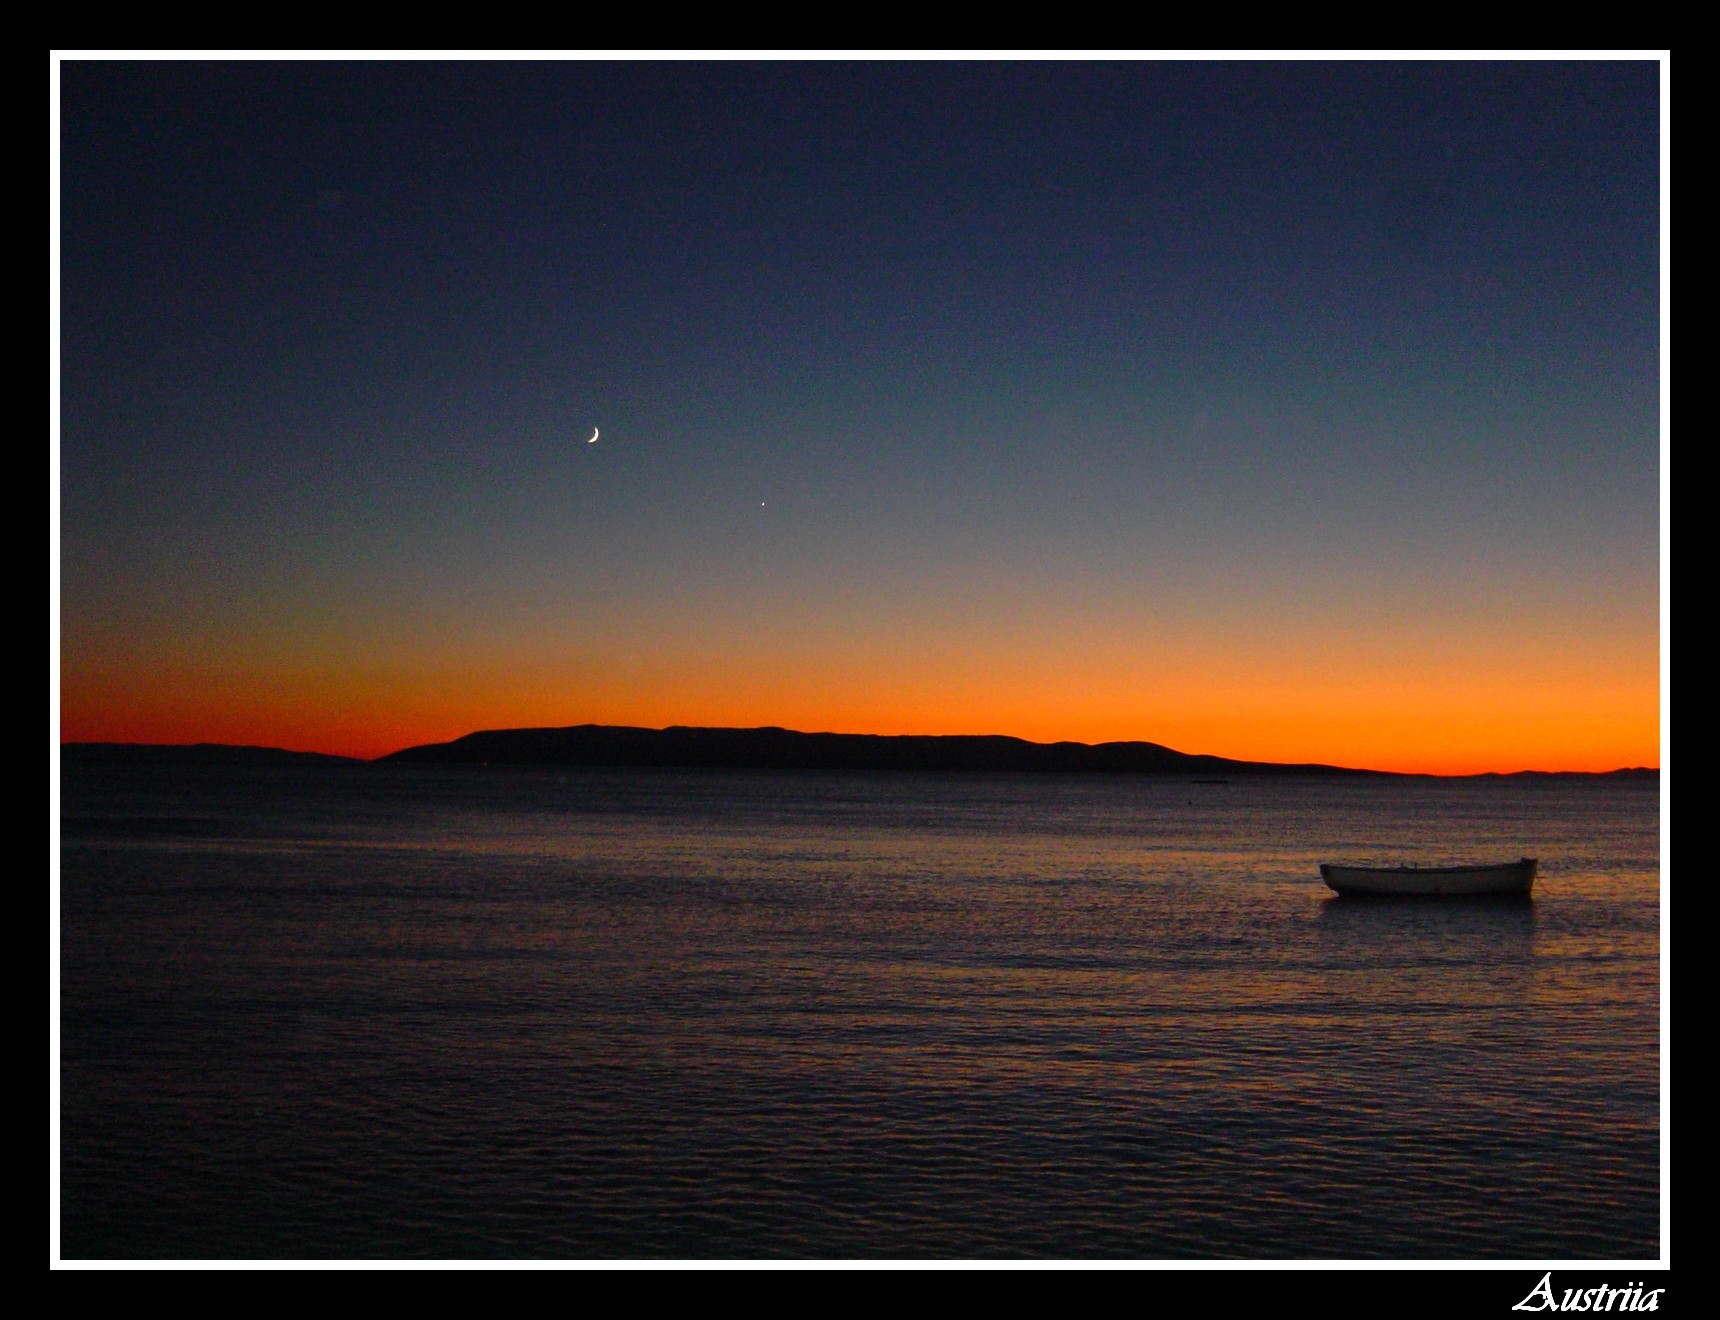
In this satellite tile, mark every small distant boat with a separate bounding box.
[1319,857,1537,897]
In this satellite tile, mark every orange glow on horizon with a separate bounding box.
[60,639,1660,776]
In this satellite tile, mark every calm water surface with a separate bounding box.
[58,765,1661,1258]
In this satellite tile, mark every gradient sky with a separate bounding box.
[55,59,1663,772]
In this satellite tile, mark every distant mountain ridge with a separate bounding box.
[379,724,1390,775]
[60,731,1660,777]
[61,742,362,766]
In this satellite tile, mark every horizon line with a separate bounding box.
[56,723,1663,779]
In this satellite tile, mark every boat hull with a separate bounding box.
[1319,858,1537,897]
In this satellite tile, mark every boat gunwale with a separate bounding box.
[1320,857,1537,876]
[1318,857,1537,897]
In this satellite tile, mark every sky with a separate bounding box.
[54,58,1664,773]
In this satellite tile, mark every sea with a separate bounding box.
[56,762,1663,1260]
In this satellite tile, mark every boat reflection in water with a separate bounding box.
[1320,857,1538,898]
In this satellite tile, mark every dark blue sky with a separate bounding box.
[57,59,1663,769]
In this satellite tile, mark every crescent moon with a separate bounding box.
[588,427,600,444]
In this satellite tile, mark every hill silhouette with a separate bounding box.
[60,730,1658,778]
[62,742,363,766]
[380,724,1388,775]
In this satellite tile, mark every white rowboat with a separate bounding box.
[1319,857,1537,897]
